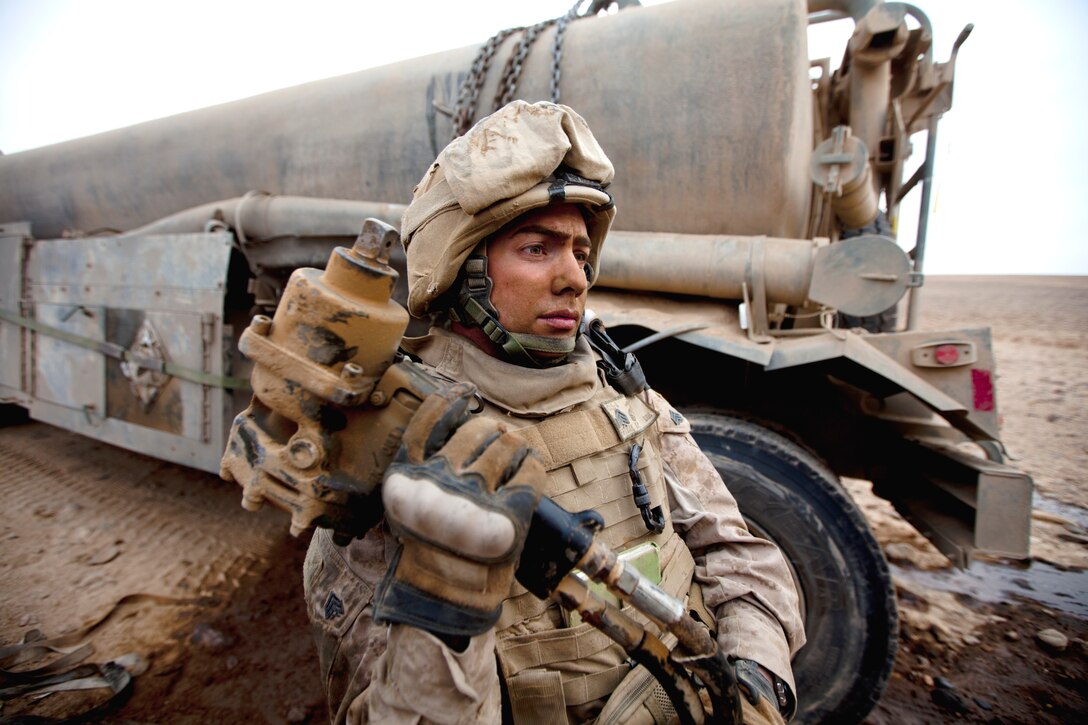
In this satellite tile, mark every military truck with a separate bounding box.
[0,0,1032,721]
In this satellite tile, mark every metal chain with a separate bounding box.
[453,27,520,139]
[493,19,553,110]
[550,5,581,103]
[452,0,594,139]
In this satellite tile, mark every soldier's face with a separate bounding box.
[486,203,591,341]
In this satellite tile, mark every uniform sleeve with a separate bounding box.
[349,626,502,724]
[646,394,806,692]
[304,528,501,725]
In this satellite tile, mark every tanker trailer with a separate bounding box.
[0,1,1032,722]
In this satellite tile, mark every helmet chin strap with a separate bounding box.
[507,330,577,362]
[450,253,580,368]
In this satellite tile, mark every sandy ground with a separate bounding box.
[0,275,1085,724]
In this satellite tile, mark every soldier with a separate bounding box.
[303,100,805,724]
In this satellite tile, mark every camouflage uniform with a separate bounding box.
[303,328,805,723]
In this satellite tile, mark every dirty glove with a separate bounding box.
[373,383,546,642]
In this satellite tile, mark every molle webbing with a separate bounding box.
[542,441,674,551]
[489,388,696,715]
[498,535,695,708]
[502,627,633,707]
[498,523,693,633]
[508,392,658,471]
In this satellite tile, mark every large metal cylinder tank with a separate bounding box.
[0,0,812,240]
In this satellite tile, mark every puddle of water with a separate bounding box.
[890,492,1088,619]
[891,558,1088,619]
[1033,492,1088,530]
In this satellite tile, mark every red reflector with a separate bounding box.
[934,344,960,365]
[971,369,995,411]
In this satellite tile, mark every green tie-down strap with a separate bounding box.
[0,308,250,390]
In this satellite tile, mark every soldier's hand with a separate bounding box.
[740,697,787,725]
[735,659,791,725]
[373,384,546,643]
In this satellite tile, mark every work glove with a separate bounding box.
[373,382,546,643]
[734,658,791,725]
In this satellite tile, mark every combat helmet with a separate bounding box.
[400,100,616,365]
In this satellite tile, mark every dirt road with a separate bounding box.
[1,275,1085,724]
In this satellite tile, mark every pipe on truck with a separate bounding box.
[0,0,813,243]
[598,231,816,305]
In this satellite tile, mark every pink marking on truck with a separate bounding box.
[972,369,995,411]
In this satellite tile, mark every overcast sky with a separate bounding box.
[1,0,1085,275]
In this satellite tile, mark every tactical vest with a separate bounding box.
[479,384,697,723]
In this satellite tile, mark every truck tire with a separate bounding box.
[686,412,897,725]
[0,404,29,427]
[838,213,899,333]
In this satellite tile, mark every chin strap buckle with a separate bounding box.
[453,254,507,345]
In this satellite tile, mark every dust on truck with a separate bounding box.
[0,0,1032,722]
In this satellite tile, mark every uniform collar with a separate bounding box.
[403,327,602,417]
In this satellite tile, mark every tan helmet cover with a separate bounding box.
[401,100,617,317]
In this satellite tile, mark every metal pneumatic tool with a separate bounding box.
[219,219,740,724]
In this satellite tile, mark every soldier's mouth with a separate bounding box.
[539,311,580,332]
